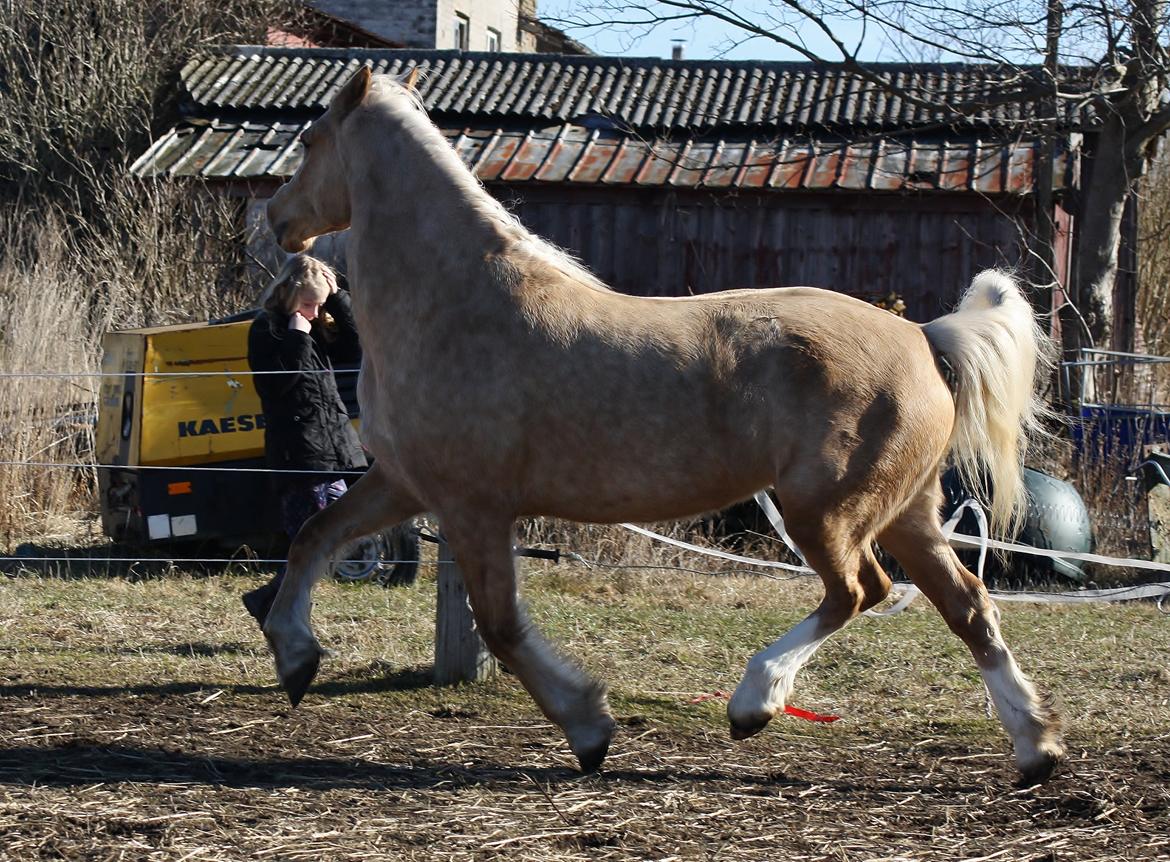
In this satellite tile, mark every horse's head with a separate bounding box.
[268,66,420,253]
[267,67,370,252]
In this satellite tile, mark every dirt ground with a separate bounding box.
[1,685,1167,861]
[1,562,1168,861]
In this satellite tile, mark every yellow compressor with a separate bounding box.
[93,313,411,579]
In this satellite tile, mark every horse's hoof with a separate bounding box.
[728,716,769,741]
[1016,751,1062,787]
[574,736,611,774]
[568,713,615,774]
[282,651,321,707]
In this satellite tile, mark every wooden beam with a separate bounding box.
[433,536,498,685]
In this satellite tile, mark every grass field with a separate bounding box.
[1,549,1168,861]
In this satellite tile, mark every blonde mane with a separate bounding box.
[367,75,611,294]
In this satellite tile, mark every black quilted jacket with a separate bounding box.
[247,289,367,479]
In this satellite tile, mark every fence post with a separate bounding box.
[433,536,498,685]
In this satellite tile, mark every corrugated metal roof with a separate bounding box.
[132,117,1071,193]
[180,47,1086,132]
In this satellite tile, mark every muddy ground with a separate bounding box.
[1,564,1168,861]
[1,685,1167,861]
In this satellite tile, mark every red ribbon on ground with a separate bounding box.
[686,691,841,723]
[782,704,841,723]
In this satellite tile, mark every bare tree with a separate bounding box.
[0,0,307,309]
[0,0,299,224]
[554,0,1170,358]
[0,0,303,539]
[1138,146,1170,352]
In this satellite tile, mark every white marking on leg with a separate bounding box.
[982,657,1038,736]
[979,650,1063,772]
[263,556,324,682]
[729,615,830,728]
[503,628,613,759]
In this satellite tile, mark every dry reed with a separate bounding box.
[0,0,300,546]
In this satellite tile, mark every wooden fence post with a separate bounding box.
[433,536,498,685]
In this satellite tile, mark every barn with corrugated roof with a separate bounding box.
[132,46,1090,320]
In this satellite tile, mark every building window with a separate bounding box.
[454,13,469,50]
[486,27,501,52]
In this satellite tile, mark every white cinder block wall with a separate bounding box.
[437,0,519,50]
[312,0,526,51]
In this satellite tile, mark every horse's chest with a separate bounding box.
[355,365,443,449]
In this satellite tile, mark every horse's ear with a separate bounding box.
[334,66,372,116]
[403,66,420,91]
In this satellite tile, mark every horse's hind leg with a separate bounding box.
[877,487,1064,784]
[265,465,423,705]
[728,515,891,738]
[440,514,615,772]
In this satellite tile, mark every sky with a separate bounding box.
[538,1,886,63]
[534,1,1081,66]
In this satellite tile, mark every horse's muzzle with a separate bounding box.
[270,219,310,254]
[279,233,312,254]
[267,191,302,252]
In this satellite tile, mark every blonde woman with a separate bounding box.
[242,254,367,627]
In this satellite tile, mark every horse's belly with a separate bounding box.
[515,430,775,523]
[355,344,799,521]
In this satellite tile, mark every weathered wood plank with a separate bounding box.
[433,537,498,685]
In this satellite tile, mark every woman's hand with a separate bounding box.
[288,312,312,333]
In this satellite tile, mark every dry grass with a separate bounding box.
[0,224,102,544]
[0,0,302,545]
[0,190,256,546]
[0,559,1167,861]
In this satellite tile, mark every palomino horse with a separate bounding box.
[264,66,1064,784]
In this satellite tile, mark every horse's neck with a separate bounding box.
[346,115,503,261]
[347,119,511,301]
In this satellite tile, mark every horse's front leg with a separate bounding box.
[728,519,890,738]
[442,514,616,772]
[265,465,423,705]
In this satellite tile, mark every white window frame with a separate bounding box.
[486,27,501,52]
[454,13,470,50]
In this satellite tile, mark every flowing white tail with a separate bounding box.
[922,270,1052,537]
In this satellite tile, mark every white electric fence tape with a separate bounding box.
[864,499,988,617]
[618,522,813,574]
[623,495,1170,611]
[751,490,808,566]
[3,358,1170,607]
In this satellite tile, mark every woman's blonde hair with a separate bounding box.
[261,254,337,314]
